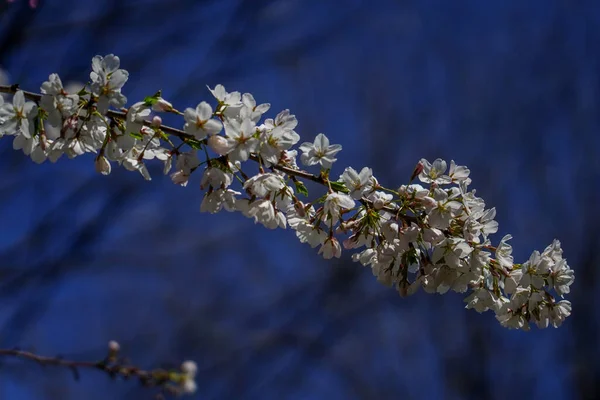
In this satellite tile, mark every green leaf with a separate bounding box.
[294,180,309,197]
[183,138,203,150]
[129,131,143,140]
[143,90,163,106]
[314,193,328,204]
[330,181,349,194]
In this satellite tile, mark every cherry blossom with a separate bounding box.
[0,53,576,333]
[299,133,342,169]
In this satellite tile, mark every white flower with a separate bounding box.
[201,188,238,213]
[121,148,151,180]
[448,160,471,185]
[235,198,286,229]
[549,300,571,327]
[40,74,79,127]
[169,151,200,186]
[0,90,37,138]
[209,84,241,106]
[258,125,300,165]
[243,173,289,202]
[89,54,128,111]
[340,167,373,200]
[398,183,429,199]
[504,267,523,295]
[418,158,452,185]
[261,109,298,132]
[240,92,270,122]
[13,133,46,164]
[180,360,198,394]
[209,84,242,117]
[495,234,514,270]
[423,227,445,246]
[424,188,462,229]
[183,101,222,139]
[366,190,393,212]
[464,288,499,313]
[125,102,151,134]
[549,258,574,296]
[432,237,473,269]
[352,248,376,266]
[201,167,233,189]
[323,192,355,224]
[319,237,342,259]
[286,205,328,247]
[519,251,547,289]
[175,151,200,173]
[299,133,342,169]
[495,308,529,331]
[223,118,258,162]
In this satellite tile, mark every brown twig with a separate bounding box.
[0,346,184,393]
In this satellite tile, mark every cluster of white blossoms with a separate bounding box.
[0,54,575,332]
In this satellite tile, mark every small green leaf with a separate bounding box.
[314,193,328,204]
[330,181,349,194]
[143,90,163,106]
[294,180,309,197]
[129,131,143,140]
[184,138,203,150]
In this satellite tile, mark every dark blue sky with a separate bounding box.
[0,0,598,399]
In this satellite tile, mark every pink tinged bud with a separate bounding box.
[95,155,111,175]
[373,198,385,210]
[151,115,162,127]
[108,340,120,352]
[207,135,229,155]
[152,98,173,112]
[410,161,424,182]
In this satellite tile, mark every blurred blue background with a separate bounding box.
[0,0,598,399]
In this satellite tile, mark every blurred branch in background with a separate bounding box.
[0,342,198,397]
[0,1,598,400]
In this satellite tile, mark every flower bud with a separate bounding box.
[207,135,229,156]
[182,379,197,394]
[95,155,111,175]
[152,97,173,112]
[108,340,120,352]
[410,160,424,182]
[373,197,385,210]
[181,360,197,376]
[151,115,162,127]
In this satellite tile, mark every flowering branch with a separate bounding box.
[0,84,415,223]
[0,341,197,396]
[0,54,577,394]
